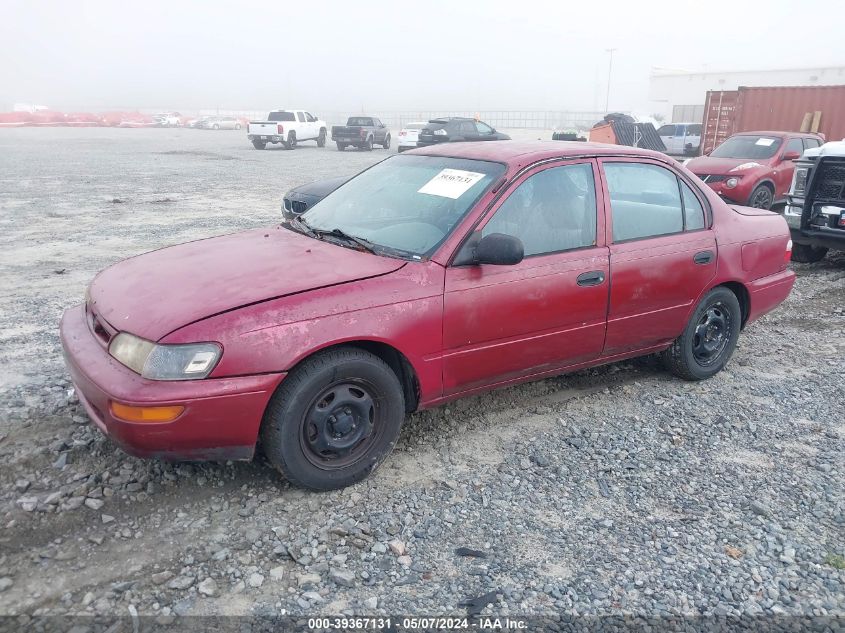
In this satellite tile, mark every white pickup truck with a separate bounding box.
[247,110,327,150]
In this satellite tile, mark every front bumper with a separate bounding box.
[59,304,285,461]
[784,203,845,249]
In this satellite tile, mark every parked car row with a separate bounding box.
[247,110,511,152]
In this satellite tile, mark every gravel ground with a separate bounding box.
[0,128,842,624]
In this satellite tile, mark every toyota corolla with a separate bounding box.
[61,141,795,490]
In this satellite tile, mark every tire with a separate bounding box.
[260,347,405,490]
[317,129,326,147]
[791,243,828,263]
[336,142,346,151]
[382,134,391,149]
[361,137,373,151]
[284,132,297,150]
[662,287,741,381]
[212,123,219,130]
[235,123,241,130]
[251,140,266,150]
[747,183,774,209]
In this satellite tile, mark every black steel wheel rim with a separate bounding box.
[692,301,732,366]
[751,188,772,208]
[300,380,381,469]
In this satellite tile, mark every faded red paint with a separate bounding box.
[60,141,796,461]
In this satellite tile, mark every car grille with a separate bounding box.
[291,200,307,214]
[815,163,845,201]
[699,175,729,183]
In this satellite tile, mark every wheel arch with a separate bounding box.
[284,340,420,413]
[714,280,750,329]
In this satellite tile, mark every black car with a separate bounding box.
[416,117,510,147]
[282,176,349,221]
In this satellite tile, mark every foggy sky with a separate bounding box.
[2,0,843,115]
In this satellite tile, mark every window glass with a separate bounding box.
[459,121,476,135]
[306,112,316,122]
[803,138,820,150]
[681,181,705,230]
[686,124,702,135]
[710,135,782,159]
[475,121,494,135]
[784,138,804,157]
[657,124,676,136]
[296,112,306,122]
[268,111,296,122]
[604,163,683,242]
[482,163,597,257]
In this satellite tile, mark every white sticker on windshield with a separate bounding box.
[755,138,776,146]
[418,169,485,199]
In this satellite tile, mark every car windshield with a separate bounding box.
[268,111,296,122]
[348,117,373,126]
[710,135,782,159]
[299,155,506,257]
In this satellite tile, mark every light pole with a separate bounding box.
[604,48,617,113]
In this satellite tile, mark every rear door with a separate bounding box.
[600,158,716,355]
[442,160,609,394]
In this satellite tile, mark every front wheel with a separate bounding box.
[748,184,774,209]
[317,129,327,147]
[212,123,219,130]
[235,123,242,130]
[260,347,405,490]
[791,243,828,263]
[251,140,266,150]
[663,287,741,381]
[382,134,391,149]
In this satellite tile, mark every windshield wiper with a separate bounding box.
[292,216,416,260]
[315,227,379,255]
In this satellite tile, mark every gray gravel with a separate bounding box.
[0,128,842,620]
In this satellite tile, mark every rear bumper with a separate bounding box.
[745,268,796,326]
[248,134,282,143]
[59,304,285,461]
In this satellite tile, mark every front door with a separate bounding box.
[599,158,717,355]
[442,160,609,394]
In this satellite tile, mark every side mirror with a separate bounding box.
[474,233,524,265]
[782,151,801,161]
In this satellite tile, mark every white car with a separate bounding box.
[247,110,327,150]
[657,122,701,156]
[152,112,182,127]
[397,121,427,152]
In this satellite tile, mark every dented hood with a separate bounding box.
[89,227,405,340]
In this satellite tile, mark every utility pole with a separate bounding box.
[604,48,617,113]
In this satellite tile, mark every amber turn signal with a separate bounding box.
[110,401,184,423]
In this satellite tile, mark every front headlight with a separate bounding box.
[109,332,221,381]
[792,167,809,196]
[725,177,739,188]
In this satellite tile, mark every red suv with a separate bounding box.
[61,142,795,490]
[686,132,823,209]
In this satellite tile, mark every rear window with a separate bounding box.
[348,117,373,126]
[268,111,296,122]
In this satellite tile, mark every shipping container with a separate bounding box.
[701,85,845,154]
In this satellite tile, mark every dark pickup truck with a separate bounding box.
[331,117,391,151]
[784,140,845,262]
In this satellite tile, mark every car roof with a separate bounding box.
[429,117,475,123]
[409,140,673,166]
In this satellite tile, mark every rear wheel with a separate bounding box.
[212,123,219,130]
[361,137,373,151]
[382,134,391,149]
[791,243,828,263]
[251,140,266,150]
[663,287,741,381]
[260,347,405,490]
[748,184,774,209]
[317,129,327,147]
[235,123,242,130]
[284,131,297,150]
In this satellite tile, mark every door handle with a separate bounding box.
[576,271,605,286]
[693,250,714,265]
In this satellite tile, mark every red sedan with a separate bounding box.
[686,131,823,209]
[61,141,795,490]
